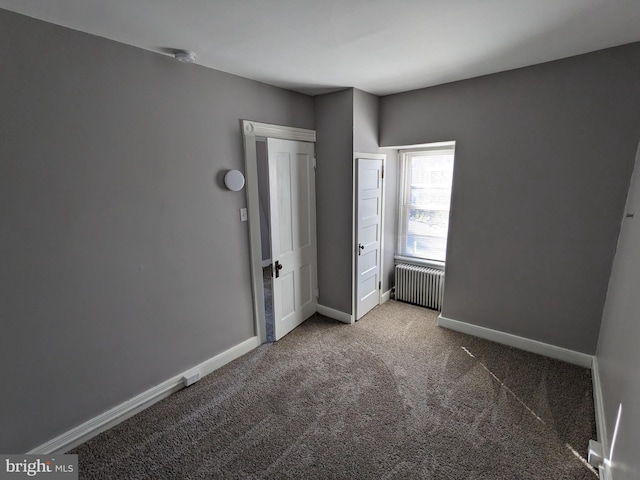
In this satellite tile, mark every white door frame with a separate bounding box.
[242,120,316,343]
[352,152,386,322]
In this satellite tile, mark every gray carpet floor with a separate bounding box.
[71,301,597,479]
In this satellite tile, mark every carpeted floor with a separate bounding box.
[71,301,597,479]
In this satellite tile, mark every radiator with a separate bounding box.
[395,264,445,310]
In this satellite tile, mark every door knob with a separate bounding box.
[274,261,283,278]
[358,244,364,256]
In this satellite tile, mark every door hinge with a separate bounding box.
[381,166,384,179]
[379,281,382,290]
[313,156,317,170]
[316,287,320,300]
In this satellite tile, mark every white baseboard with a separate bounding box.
[317,304,353,324]
[437,315,594,368]
[28,336,261,455]
[381,290,392,304]
[592,357,608,454]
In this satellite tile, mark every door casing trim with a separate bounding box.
[242,120,316,343]
[352,152,387,322]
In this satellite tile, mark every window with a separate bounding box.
[397,143,455,263]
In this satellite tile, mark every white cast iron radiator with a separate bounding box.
[395,264,445,310]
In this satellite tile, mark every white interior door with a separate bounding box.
[356,157,384,320]
[267,138,317,340]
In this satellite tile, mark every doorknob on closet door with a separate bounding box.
[358,244,364,255]
[274,261,283,278]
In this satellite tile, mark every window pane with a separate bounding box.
[398,147,454,262]
[405,233,447,261]
[406,208,449,261]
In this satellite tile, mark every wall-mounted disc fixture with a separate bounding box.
[174,50,196,63]
[224,170,245,191]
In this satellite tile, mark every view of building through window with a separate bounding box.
[398,145,455,262]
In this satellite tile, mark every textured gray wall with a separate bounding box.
[353,89,379,152]
[316,88,396,313]
[353,89,397,293]
[381,151,398,292]
[596,143,640,480]
[256,140,271,262]
[314,89,354,314]
[380,43,640,353]
[0,9,313,453]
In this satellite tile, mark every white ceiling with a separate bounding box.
[2,0,640,96]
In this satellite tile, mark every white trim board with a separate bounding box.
[384,141,456,150]
[317,304,353,324]
[244,121,316,143]
[381,289,392,304]
[394,255,445,270]
[28,336,261,455]
[591,357,608,455]
[242,120,316,345]
[592,358,613,480]
[437,315,594,368]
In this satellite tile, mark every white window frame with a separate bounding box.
[396,142,455,268]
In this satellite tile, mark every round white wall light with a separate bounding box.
[224,170,245,191]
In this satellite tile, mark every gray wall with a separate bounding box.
[596,143,640,480]
[380,43,640,353]
[353,89,380,153]
[256,140,271,262]
[381,152,398,292]
[353,89,397,293]
[0,9,314,453]
[315,88,397,314]
[315,89,354,314]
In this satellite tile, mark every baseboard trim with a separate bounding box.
[381,290,392,304]
[28,336,261,455]
[437,315,594,368]
[592,357,608,455]
[317,304,353,324]
[599,464,612,480]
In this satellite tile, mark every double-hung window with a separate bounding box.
[397,143,455,264]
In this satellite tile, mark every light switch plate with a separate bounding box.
[240,208,248,222]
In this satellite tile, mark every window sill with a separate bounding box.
[394,255,445,270]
